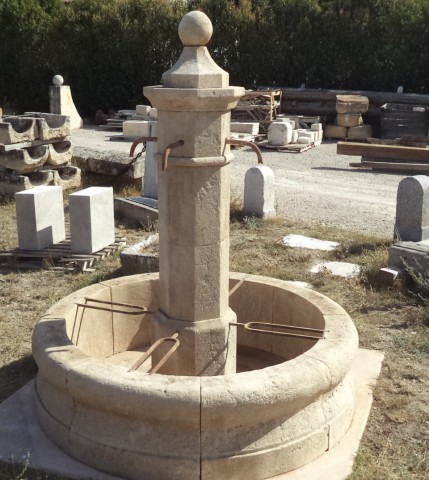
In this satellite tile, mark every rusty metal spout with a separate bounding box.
[162,140,185,171]
[129,136,158,157]
[225,138,264,164]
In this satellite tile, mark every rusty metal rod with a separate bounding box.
[162,140,184,171]
[129,136,158,157]
[128,333,180,373]
[225,138,264,164]
[75,298,152,315]
[230,321,325,340]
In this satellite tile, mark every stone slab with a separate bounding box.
[230,122,259,135]
[388,239,429,274]
[283,234,339,251]
[310,262,360,278]
[122,121,151,138]
[114,196,158,228]
[15,186,65,250]
[120,235,159,275]
[69,186,115,254]
[0,349,383,480]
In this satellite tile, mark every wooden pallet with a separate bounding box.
[257,140,315,153]
[0,235,126,272]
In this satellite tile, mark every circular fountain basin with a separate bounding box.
[32,272,358,480]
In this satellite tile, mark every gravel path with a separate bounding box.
[72,128,410,239]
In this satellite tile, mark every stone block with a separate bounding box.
[0,117,38,144]
[388,240,429,275]
[325,124,347,139]
[69,186,115,254]
[149,107,158,118]
[243,165,276,218]
[291,130,299,143]
[15,185,65,250]
[114,196,158,229]
[336,113,363,127]
[395,175,429,242]
[143,121,158,199]
[311,122,323,132]
[123,120,151,138]
[298,136,312,144]
[0,145,48,173]
[136,105,151,116]
[336,95,369,114]
[120,236,159,275]
[230,122,259,135]
[46,140,72,166]
[23,112,71,140]
[347,125,373,141]
[267,121,292,145]
[298,130,317,142]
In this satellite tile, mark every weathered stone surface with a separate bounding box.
[15,185,65,250]
[0,117,38,144]
[120,235,159,275]
[267,121,292,145]
[69,186,115,254]
[24,112,71,140]
[0,145,48,172]
[46,141,72,166]
[243,165,276,218]
[395,175,429,241]
[325,124,347,139]
[0,166,80,194]
[336,95,369,114]
[347,124,373,140]
[336,113,363,127]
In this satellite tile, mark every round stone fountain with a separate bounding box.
[32,11,358,480]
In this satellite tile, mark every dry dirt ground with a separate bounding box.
[0,130,428,479]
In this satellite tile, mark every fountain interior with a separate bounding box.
[32,10,359,480]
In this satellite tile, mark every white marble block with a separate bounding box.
[243,165,276,218]
[311,123,323,132]
[291,130,299,143]
[267,121,293,145]
[15,186,65,250]
[149,108,158,118]
[69,186,115,253]
[123,121,151,138]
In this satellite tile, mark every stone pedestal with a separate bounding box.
[144,11,244,376]
[15,186,65,250]
[69,186,115,253]
[49,75,83,130]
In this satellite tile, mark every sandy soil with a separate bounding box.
[72,127,408,239]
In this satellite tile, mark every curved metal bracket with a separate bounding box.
[162,140,184,171]
[128,332,180,374]
[129,136,158,157]
[225,138,264,165]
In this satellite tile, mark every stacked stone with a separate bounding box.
[325,95,373,140]
[267,117,323,146]
[0,113,81,194]
[122,104,157,138]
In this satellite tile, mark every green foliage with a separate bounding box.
[1,0,429,116]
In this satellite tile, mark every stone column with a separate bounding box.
[144,11,244,376]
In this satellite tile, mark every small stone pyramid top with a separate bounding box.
[162,10,228,89]
[178,11,213,46]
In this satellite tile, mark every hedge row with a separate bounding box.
[1,0,429,117]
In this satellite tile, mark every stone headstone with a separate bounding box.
[395,175,429,241]
[15,186,65,250]
[69,186,115,253]
[243,165,276,218]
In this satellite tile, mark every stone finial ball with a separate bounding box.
[52,75,64,86]
[178,11,213,46]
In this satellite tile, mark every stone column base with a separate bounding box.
[152,308,237,376]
